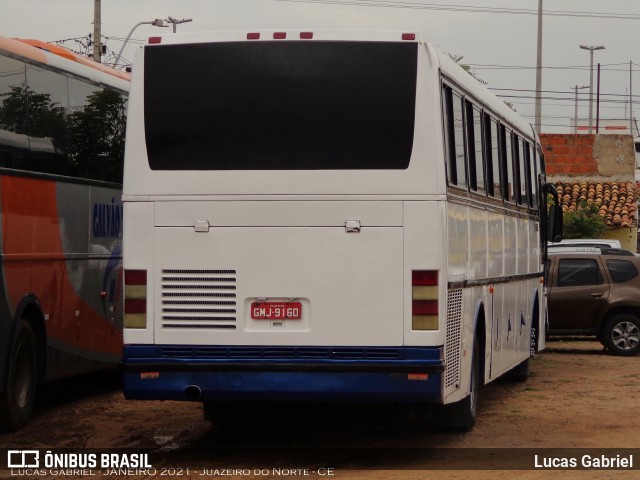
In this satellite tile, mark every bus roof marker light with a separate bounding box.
[274,32,287,39]
[148,36,162,44]
[300,32,314,39]
[402,33,416,41]
[247,32,261,40]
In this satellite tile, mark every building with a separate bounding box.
[540,133,637,251]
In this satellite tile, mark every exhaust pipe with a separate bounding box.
[184,385,202,401]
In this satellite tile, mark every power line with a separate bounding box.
[468,64,640,73]
[489,87,640,100]
[507,100,629,110]
[496,94,634,104]
[273,0,640,20]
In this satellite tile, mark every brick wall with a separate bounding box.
[540,134,597,176]
[540,133,637,252]
[540,133,635,179]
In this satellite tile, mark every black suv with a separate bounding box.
[546,248,640,356]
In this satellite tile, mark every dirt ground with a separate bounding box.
[1,339,639,480]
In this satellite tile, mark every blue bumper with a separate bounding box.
[123,345,444,403]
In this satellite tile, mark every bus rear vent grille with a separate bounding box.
[444,289,463,390]
[161,269,237,329]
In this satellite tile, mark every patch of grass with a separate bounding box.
[522,386,542,392]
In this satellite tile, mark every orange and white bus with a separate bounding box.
[0,37,129,431]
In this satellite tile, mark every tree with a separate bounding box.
[0,85,66,139]
[0,85,126,182]
[67,89,127,182]
[562,202,608,239]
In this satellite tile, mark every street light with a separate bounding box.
[115,19,168,68]
[165,17,193,33]
[579,44,605,134]
[573,85,589,133]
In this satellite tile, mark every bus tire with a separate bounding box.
[601,314,640,357]
[441,338,480,432]
[0,320,38,432]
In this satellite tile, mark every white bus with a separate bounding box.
[122,30,562,430]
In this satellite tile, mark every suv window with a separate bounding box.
[606,259,639,283]
[557,258,602,287]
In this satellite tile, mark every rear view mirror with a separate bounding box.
[548,204,563,243]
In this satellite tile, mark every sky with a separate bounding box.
[0,0,638,134]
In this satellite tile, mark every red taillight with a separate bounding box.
[412,300,438,316]
[125,270,147,285]
[412,270,438,286]
[300,32,314,39]
[125,299,146,314]
[124,269,147,329]
[247,32,261,40]
[148,36,162,44]
[402,33,416,41]
[274,32,286,39]
[412,270,438,330]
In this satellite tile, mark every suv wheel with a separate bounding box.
[602,314,640,356]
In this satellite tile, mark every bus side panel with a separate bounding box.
[402,200,447,349]
[1,175,121,381]
[122,201,155,346]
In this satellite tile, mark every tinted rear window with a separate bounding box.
[606,259,639,283]
[144,41,417,170]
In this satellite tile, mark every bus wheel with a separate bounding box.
[440,338,480,432]
[602,314,640,357]
[0,320,38,432]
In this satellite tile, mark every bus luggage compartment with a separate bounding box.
[151,200,405,347]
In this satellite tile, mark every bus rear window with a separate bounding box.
[144,41,417,170]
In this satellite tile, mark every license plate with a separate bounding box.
[251,302,302,320]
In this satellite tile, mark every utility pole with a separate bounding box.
[631,61,634,138]
[596,63,601,134]
[574,85,588,133]
[93,0,101,62]
[534,0,543,133]
[579,44,605,134]
[166,17,193,33]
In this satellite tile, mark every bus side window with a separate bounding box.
[536,145,545,203]
[443,85,467,188]
[442,85,456,185]
[465,102,485,194]
[0,56,28,170]
[69,78,126,183]
[498,124,513,202]
[519,137,531,207]
[24,65,70,176]
[474,107,485,193]
[512,133,529,206]
[512,134,522,204]
[485,116,501,198]
[528,142,538,208]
